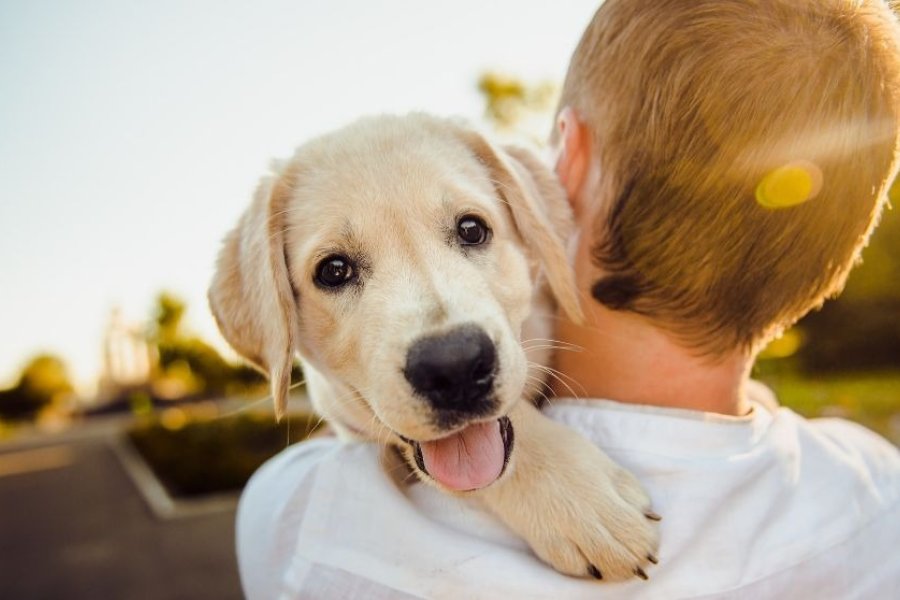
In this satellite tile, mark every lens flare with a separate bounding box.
[756,160,823,209]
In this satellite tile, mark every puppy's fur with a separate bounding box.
[210,114,658,580]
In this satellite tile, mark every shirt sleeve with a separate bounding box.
[809,416,900,506]
[236,438,341,600]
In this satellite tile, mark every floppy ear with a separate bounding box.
[208,168,299,420]
[454,128,584,324]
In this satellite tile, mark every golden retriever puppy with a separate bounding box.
[209,113,659,581]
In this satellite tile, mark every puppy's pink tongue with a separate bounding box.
[419,420,504,491]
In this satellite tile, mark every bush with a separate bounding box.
[757,371,900,445]
[796,298,900,373]
[128,411,322,497]
[789,191,900,374]
[0,354,74,421]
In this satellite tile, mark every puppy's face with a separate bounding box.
[285,118,534,443]
[210,114,580,491]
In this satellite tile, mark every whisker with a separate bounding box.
[213,376,308,421]
[521,337,584,350]
[531,362,585,400]
[215,394,272,419]
[522,344,583,355]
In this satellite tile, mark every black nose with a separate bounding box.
[403,325,497,414]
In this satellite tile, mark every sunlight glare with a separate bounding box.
[755,160,823,209]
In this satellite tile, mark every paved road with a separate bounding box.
[0,436,243,600]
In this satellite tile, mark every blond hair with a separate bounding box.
[558,0,900,353]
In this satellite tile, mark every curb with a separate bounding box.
[109,436,239,520]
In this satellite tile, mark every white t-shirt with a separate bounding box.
[236,387,900,599]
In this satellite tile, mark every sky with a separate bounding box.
[0,0,602,391]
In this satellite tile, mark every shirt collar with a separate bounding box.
[542,381,778,458]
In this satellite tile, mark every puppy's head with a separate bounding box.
[209,114,581,490]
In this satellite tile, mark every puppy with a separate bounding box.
[209,113,659,581]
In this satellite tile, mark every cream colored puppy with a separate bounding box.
[209,113,659,581]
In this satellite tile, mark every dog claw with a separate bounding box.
[634,566,649,580]
[588,565,603,580]
[647,554,658,565]
[644,510,662,521]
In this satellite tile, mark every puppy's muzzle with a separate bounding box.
[403,324,497,417]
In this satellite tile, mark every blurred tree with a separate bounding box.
[478,72,557,140]
[479,72,528,129]
[0,354,74,421]
[792,179,900,372]
[148,291,270,398]
[153,292,187,344]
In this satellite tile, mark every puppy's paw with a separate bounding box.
[526,459,660,582]
[476,404,660,582]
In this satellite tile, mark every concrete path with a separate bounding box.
[0,436,243,599]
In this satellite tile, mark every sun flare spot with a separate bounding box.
[756,161,823,209]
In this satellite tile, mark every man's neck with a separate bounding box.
[550,304,753,416]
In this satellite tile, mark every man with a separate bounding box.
[237,1,900,597]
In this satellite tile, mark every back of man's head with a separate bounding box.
[558,0,900,354]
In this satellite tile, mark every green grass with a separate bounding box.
[756,371,900,444]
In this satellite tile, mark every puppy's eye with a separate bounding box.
[457,215,490,246]
[315,255,356,288]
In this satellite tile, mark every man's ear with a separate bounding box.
[554,106,591,218]
[208,167,299,420]
[451,126,584,324]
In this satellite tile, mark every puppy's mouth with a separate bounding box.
[400,416,514,491]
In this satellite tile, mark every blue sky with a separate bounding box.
[0,0,602,390]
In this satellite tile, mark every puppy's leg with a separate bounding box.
[475,401,660,581]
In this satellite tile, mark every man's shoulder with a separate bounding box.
[247,436,365,484]
[752,378,898,483]
[236,437,385,599]
[779,409,900,492]
[545,398,900,595]
[236,407,900,599]
[803,413,898,458]
[239,435,385,524]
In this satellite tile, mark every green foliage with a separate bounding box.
[148,291,268,397]
[128,411,322,497]
[789,180,900,373]
[0,354,73,421]
[477,72,557,135]
[153,292,187,344]
[157,337,245,395]
[758,371,900,444]
[17,354,74,399]
[794,298,900,372]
